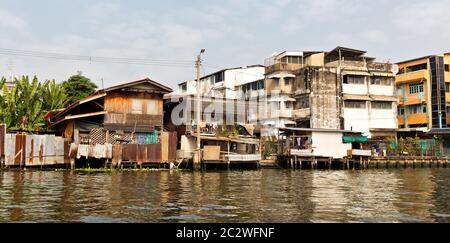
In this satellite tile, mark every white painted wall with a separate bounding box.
[344,106,370,135]
[369,106,398,130]
[311,132,352,159]
[342,83,368,95]
[368,85,395,96]
[180,135,196,154]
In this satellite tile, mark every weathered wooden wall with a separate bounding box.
[103,91,164,129]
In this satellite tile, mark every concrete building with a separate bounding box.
[396,53,450,131]
[174,65,265,100]
[261,51,302,128]
[293,47,398,139]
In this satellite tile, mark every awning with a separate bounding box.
[268,97,296,102]
[268,73,296,79]
[342,70,370,76]
[343,136,369,143]
[370,71,394,77]
[343,94,371,101]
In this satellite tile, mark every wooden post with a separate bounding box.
[227,142,231,170]
[329,157,332,170]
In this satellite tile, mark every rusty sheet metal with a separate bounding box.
[4,134,15,166]
[15,134,26,166]
[43,135,56,165]
[25,135,40,166]
[0,124,5,157]
[168,132,178,162]
[112,144,122,166]
[147,144,162,163]
[55,137,65,165]
[91,144,113,159]
[122,144,138,162]
[137,145,147,165]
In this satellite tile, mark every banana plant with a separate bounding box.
[0,76,68,133]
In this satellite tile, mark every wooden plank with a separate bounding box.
[0,124,5,157]
[65,111,107,120]
[122,144,138,162]
[161,132,169,163]
[137,145,147,165]
[64,140,70,164]
[168,132,178,162]
[15,134,26,166]
[112,144,122,166]
[147,144,162,162]
[203,146,221,161]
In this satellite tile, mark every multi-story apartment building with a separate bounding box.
[174,65,265,100]
[261,51,303,128]
[294,47,398,138]
[396,53,450,131]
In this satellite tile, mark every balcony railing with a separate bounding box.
[226,154,262,162]
[266,63,303,74]
[290,149,314,157]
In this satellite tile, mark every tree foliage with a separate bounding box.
[0,76,68,132]
[62,71,98,105]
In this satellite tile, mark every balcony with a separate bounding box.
[398,114,428,126]
[396,70,428,84]
[266,63,303,74]
[398,93,426,106]
[294,109,311,119]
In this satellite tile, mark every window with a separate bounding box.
[372,101,392,110]
[131,99,143,114]
[408,105,427,115]
[344,75,365,85]
[344,100,366,109]
[180,84,187,92]
[409,83,424,94]
[446,83,450,92]
[399,63,428,74]
[371,77,392,86]
[398,107,405,116]
[296,97,310,109]
[445,64,449,72]
[147,100,159,115]
[397,88,404,96]
[284,78,291,86]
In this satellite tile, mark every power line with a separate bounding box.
[0,48,197,68]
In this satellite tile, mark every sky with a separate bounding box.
[0,0,449,89]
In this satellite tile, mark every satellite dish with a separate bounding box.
[391,64,399,75]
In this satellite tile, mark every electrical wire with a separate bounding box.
[0,48,197,68]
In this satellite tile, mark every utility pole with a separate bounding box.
[194,49,205,170]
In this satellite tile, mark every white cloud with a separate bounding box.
[0,8,28,31]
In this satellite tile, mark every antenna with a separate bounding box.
[101,78,104,89]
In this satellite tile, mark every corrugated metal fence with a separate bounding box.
[1,131,69,167]
[68,132,178,166]
[1,125,178,168]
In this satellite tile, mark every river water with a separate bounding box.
[0,169,449,223]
